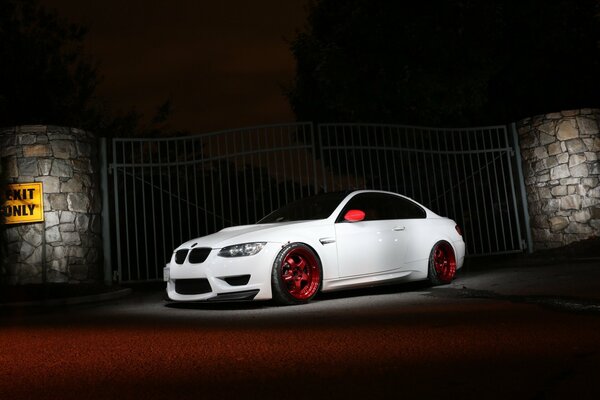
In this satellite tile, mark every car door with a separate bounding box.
[334,193,409,278]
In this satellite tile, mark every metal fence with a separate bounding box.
[108,123,317,282]
[318,124,525,256]
[106,122,527,283]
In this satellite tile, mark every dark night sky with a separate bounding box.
[40,0,308,133]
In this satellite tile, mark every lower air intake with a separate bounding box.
[175,278,212,295]
[224,275,251,286]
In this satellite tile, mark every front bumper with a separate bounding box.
[164,243,281,302]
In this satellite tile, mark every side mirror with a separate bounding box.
[344,209,365,222]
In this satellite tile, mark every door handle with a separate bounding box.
[393,226,406,231]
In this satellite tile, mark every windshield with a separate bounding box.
[257,192,348,223]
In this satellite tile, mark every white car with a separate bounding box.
[164,190,465,305]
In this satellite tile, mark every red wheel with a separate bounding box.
[272,243,321,305]
[428,241,456,285]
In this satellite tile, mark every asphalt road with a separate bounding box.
[1,260,600,400]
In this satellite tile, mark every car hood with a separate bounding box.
[176,220,326,250]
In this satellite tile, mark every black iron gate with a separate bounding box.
[105,122,528,283]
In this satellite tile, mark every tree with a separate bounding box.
[287,0,600,126]
[0,0,99,128]
[0,0,176,137]
[488,0,600,121]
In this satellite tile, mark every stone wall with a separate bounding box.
[517,109,600,250]
[0,125,102,284]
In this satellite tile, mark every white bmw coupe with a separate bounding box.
[164,190,465,305]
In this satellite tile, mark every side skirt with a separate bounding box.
[322,269,428,292]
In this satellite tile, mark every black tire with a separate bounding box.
[271,243,322,305]
[427,240,457,285]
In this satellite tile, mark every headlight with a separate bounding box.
[217,242,266,257]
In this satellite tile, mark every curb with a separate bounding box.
[463,255,600,271]
[0,288,133,309]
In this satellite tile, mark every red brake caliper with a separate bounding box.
[284,256,302,292]
[435,248,445,274]
[281,248,320,300]
[434,244,455,282]
[294,257,307,290]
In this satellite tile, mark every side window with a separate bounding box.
[338,193,426,222]
[390,195,426,219]
[338,193,384,221]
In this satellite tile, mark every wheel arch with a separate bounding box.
[404,221,459,266]
[427,239,458,284]
[273,240,324,285]
[270,241,324,305]
[271,232,333,278]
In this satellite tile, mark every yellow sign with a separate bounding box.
[1,183,45,224]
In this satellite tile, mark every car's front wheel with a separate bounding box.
[271,243,322,305]
[428,240,457,285]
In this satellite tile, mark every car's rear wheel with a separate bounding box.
[428,241,457,285]
[271,243,321,305]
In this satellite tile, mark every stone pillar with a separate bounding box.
[0,125,103,284]
[517,109,600,250]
